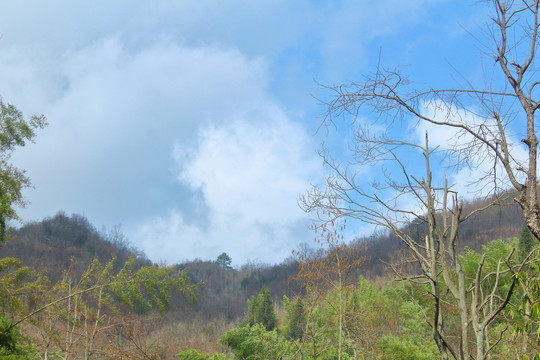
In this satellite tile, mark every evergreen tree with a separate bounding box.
[216,252,232,270]
[285,297,305,340]
[247,285,277,331]
[519,225,536,260]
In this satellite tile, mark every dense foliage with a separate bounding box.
[0,100,46,243]
[247,286,278,331]
[174,237,539,360]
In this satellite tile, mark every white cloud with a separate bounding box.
[0,0,472,265]
[1,15,323,264]
[3,35,320,264]
[133,109,321,265]
[4,37,272,227]
[135,209,313,266]
[178,111,319,225]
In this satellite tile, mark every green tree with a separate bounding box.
[378,302,440,360]
[1,256,199,358]
[0,99,46,357]
[0,100,46,243]
[216,252,232,270]
[0,256,46,357]
[293,220,367,359]
[283,295,305,340]
[176,348,233,360]
[519,225,536,260]
[220,323,293,360]
[247,285,277,331]
[0,315,36,360]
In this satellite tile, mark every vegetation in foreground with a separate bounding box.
[1,0,540,359]
[177,231,540,360]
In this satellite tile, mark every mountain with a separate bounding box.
[1,193,526,299]
[0,211,299,319]
[353,193,525,278]
[0,196,526,356]
[0,212,151,281]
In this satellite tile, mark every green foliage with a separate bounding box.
[216,253,233,270]
[195,236,535,360]
[379,335,438,360]
[282,295,305,340]
[220,323,293,360]
[460,239,517,299]
[511,259,540,357]
[520,225,536,260]
[0,256,200,358]
[0,100,46,242]
[247,285,277,331]
[280,277,412,359]
[378,302,439,360]
[0,101,46,152]
[176,347,234,360]
[448,238,540,358]
[0,316,21,353]
[0,257,47,320]
[80,256,201,315]
[0,316,36,359]
[181,273,440,360]
[0,100,45,357]
[343,276,410,348]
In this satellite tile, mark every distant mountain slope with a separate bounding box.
[0,212,151,281]
[357,194,525,277]
[0,194,526,319]
[0,211,299,321]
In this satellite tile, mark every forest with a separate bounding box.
[1,0,540,359]
[0,200,535,359]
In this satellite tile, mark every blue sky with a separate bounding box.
[0,1,496,265]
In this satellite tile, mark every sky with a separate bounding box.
[0,1,500,266]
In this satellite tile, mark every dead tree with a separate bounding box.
[301,132,533,359]
[314,0,540,240]
[301,2,540,357]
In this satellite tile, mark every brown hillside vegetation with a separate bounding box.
[0,193,526,356]
[353,193,525,278]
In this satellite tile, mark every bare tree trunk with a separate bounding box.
[301,2,540,358]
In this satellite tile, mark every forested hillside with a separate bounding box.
[3,197,524,282]
[0,212,302,356]
[1,0,540,359]
[2,212,151,281]
[0,195,528,358]
[2,194,525,313]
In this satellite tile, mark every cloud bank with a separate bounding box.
[0,0,479,265]
[136,111,320,264]
[2,35,320,264]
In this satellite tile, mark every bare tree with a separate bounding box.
[303,127,536,359]
[300,3,540,356]
[310,0,539,239]
[292,220,368,359]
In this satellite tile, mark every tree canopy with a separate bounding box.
[0,100,46,243]
[247,285,277,331]
[216,252,233,270]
